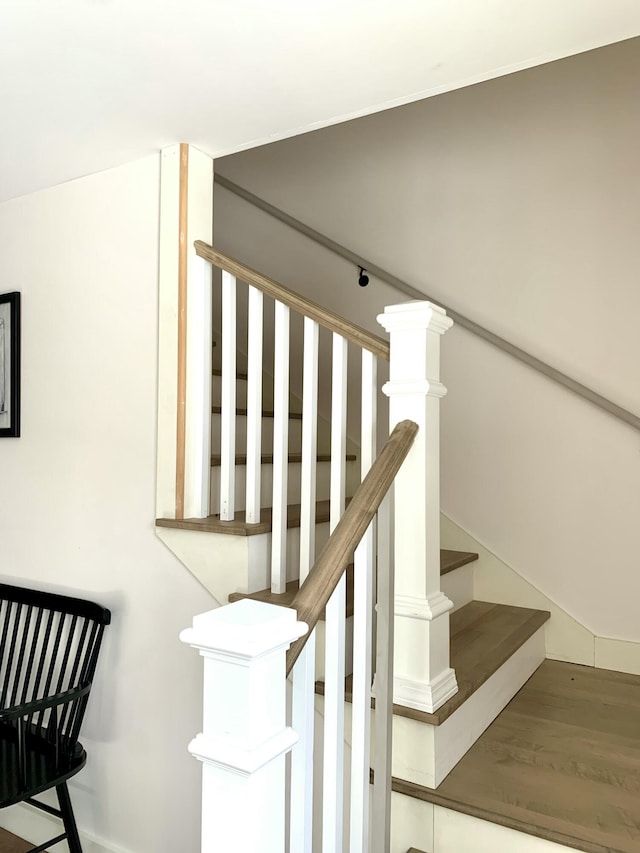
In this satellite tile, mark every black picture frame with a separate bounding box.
[0,292,21,438]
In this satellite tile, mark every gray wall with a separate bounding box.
[213,38,640,640]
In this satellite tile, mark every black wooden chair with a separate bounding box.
[0,583,111,853]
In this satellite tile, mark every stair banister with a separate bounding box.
[378,301,458,714]
[286,419,418,672]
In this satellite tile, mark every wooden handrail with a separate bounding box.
[194,241,390,361]
[285,419,418,675]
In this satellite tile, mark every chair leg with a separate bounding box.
[56,782,83,853]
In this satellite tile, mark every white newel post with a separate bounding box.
[180,600,308,853]
[377,301,457,714]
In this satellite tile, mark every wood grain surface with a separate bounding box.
[0,830,34,853]
[395,659,640,853]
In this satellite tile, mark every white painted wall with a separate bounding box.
[213,38,640,641]
[0,155,214,853]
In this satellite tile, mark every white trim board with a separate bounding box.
[441,512,640,676]
[0,802,133,853]
[433,805,576,853]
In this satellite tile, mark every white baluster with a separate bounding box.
[180,599,307,853]
[299,318,319,578]
[289,635,316,853]
[323,333,348,853]
[184,254,212,518]
[246,286,263,523]
[371,492,394,853]
[290,317,320,853]
[220,271,236,521]
[349,350,377,852]
[271,300,290,594]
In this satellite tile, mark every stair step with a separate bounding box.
[210,452,354,466]
[315,602,549,725]
[229,564,355,619]
[395,601,550,726]
[232,550,475,614]
[157,498,336,537]
[440,549,478,575]
[212,406,303,420]
[392,660,640,853]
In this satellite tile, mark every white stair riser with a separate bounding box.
[212,374,248,408]
[391,627,546,788]
[212,374,282,410]
[211,412,304,454]
[440,564,474,614]
[210,459,359,515]
[245,522,331,592]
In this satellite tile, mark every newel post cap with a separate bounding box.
[180,599,308,659]
[377,300,453,335]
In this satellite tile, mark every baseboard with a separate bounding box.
[595,635,640,676]
[0,802,132,853]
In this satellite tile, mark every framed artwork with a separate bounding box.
[0,292,21,437]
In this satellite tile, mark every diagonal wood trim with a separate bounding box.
[194,241,390,361]
[286,419,418,674]
[175,143,189,519]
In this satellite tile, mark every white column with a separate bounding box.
[181,599,308,853]
[377,301,457,714]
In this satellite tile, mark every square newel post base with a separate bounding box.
[393,592,458,713]
[181,599,308,853]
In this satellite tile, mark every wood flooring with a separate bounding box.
[0,829,34,853]
[395,659,640,853]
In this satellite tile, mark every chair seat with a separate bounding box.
[0,723,86,808]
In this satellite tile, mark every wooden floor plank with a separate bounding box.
[0,829,36,853]
[396,660,640,853]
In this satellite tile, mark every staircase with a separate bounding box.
[157,248,559,852]
[153,147,640,853]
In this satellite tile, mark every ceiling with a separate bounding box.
[2,0,639,203]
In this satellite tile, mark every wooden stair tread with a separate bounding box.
[439,548,478,575]
[157,499,335,536]
[210,452,356,466]
[315,602,549,726]
[232,549,476,614]
[212,406,303,420]
[229,565,355,619]
[392,660,640,853]
[395,601,550,725]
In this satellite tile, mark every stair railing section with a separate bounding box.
[181,420,418,853]
[194,240,389,586]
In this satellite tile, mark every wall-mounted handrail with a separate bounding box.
[285,418,418,675]
[215,173,640,433]
[194,240,390,361]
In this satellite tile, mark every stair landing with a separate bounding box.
[395,659,640,853]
